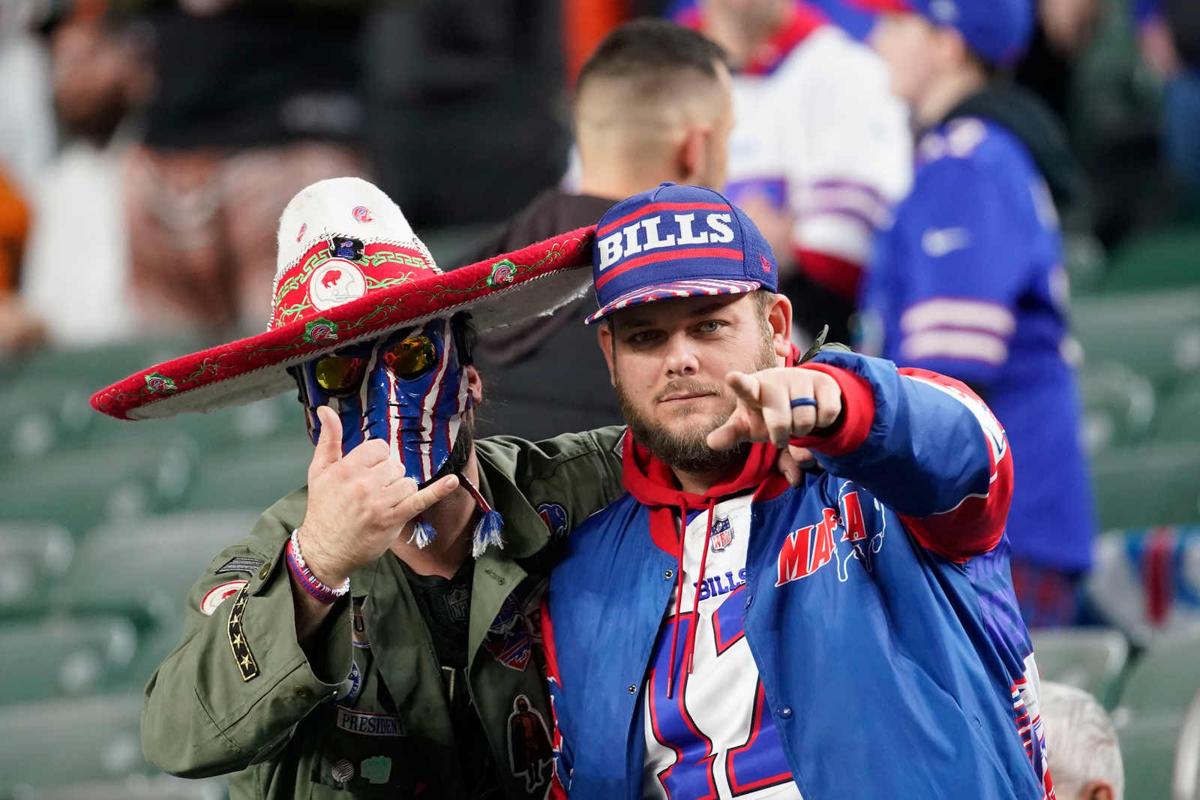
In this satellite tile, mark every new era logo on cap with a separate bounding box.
[585,184,779,324]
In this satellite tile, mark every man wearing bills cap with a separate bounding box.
[544,183,1055,798]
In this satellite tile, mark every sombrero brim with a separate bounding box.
[91,226,596,421]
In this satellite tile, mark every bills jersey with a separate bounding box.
[858,117,1095,572]
[545,351,1055,800]
[642,496,800,799]
[718,5,911,296]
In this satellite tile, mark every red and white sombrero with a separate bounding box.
[91,177,595,421]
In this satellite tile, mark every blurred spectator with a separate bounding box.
[1138,0,1200,209]
[1040,681,1124,800]
[0,164,45,355]
[118,0,369,334]
[471,18,733,440]
[673,0,911,344]
[363,0,568,229]
[21,3,150,346]
[0,0,57,191]
[855,0,1096,627]
[1015,0,1102,121]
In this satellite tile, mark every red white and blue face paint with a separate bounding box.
[293,318,471,486]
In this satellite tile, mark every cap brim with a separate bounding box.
[92,226,595,421]
[584,279,764,325]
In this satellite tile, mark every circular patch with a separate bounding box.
[200,579,248,616]
[352,205,373,223]
[309,259,367,311]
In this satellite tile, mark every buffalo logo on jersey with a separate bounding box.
[775,488,886,587]
[536,502,569,540]
[485,594,533,672]
[585,183,778,324]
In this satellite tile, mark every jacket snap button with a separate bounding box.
[664,570,674,580]
[779,706,793,719]
[258,564,271,580]
[294,686,313,701]
[627,684,637,695]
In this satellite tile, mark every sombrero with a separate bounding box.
[91,177,595,421]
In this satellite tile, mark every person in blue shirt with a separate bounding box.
[854,0,1096,627]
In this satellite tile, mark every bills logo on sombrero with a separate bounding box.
[200,579,248,615]
[585,183,778,325]
[310,259,367,310]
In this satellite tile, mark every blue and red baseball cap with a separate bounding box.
[848,0,1034,66]
[585,183,779,325]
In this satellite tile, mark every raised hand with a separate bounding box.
[296,405,459,586]
[706,367,843,452]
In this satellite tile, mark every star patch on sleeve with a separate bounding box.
[227,586,260,681]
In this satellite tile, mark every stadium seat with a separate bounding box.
[0,440,195,536]
[49,510,260,630]
[1071,290,1200,387]
[1079,362,1156,453]
[179,436,311,511]
[1152,376,1200,444]
[1102,226,1200,294]
[1119,631,1200,714]
[1089,444,1200,530]
[1114,632,1200,800]
[0,616,136,705]
[1029,628,1129,704]
[1118,709,1189,800]
[0,692,146,794]
[0,521,72,619]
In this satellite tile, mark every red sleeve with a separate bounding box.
[895,369,1012,561]
[789,363,875,456]
[540,597,569,799]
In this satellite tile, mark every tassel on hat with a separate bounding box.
[461,475,505,557]
[408,518,438,549]
[406,475,505,557]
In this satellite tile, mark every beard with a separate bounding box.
[615,330,779,474]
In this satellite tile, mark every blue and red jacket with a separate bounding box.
[544,350,1053,799]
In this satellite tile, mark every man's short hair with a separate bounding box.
[576,18,728,93]
[1040,682,1124,799]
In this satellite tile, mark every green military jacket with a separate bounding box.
[142,428,625,799]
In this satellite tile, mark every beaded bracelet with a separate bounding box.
[286,528,350,605]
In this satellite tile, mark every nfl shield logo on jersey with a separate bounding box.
[710,517,734,552]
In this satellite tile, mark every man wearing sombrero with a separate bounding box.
[92,177,624,798]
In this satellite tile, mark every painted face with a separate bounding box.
[293,318,471,484]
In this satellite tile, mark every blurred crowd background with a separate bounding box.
[0,0,1198,798]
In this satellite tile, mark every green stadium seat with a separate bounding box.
[1118,710,1187,800]
[6,337,209,388]
[1119,631,1200,714]
[1114,632,1200,800]
[1102,226,1200,294]
[1080,363,1156,453]
[1030,628,1129,705]
[179,436,311,511]
[1152,376,1200,444]
[0,440,195,536]
[0,616,136,705]
[1071,290,1200,388]
[0,522,72,619]
[1089,444,1200,530]
[0,693,147,794]
[49,510,259,630]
